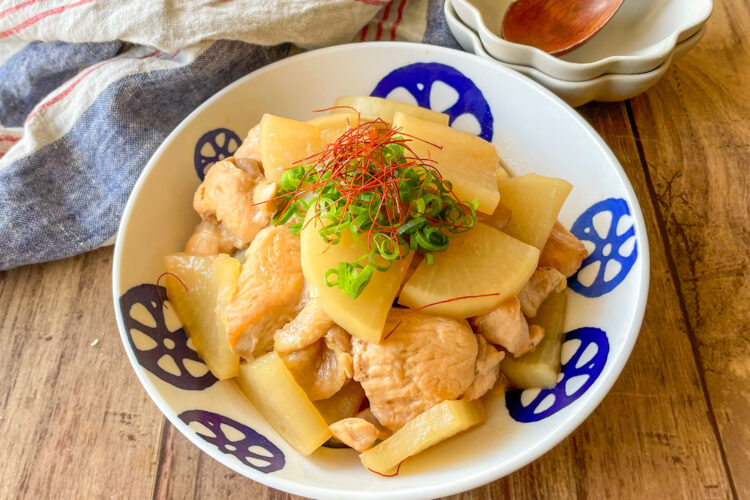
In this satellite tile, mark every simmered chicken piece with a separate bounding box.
[518,267,567,318]
[275,299,353,401]
[501,291,564,389]
[352,309,477,431]
[233,123,262,172]
[528,324,545,349]
[471,297,539,357]
[184,220,236,255]
[462,335,506,400]
[280,326,353,401]
[356,408,392,440]
[539,221,588,277]
[193,159,275,248]
[235,156,264,178]
[274,299,334,353]
[225,225,305,359]
[232,134,264,179]
[314,381,366,424]
[329,417,379,452]
[325,325,352,360]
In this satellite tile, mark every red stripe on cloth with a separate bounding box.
[390,0,406,41]
[0,135,21,142]
[141,49,161,59]
[0,0,99,39]
[26,50,161,122]
[360,24,369,41]
[353,0,390,6]
[0,0,46,21]
[375,1,392,41]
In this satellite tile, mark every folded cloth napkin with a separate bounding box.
[0,0,458,270]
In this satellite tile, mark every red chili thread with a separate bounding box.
[254,111,471,257]
[366,456,411,477]
[384,292,502,340]
[310,105,359,114]
[155,271,188,309]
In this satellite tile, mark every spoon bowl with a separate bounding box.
[502,0,625,55]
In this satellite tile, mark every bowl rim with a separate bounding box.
[447,0,707,87]
[112,41,650,500]
[453,0,712,81]
[445,0,708,106]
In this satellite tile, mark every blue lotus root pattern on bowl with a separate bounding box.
[194,127,241,180]
[569,197,638,298]
[179,409,285,473]
[505,327,610,422]
[371,62,494,141]
[120,284,218,390]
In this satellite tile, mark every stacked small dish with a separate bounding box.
[446,0,712,106]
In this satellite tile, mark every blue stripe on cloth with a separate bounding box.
[423,0,460,49]
[0,40,291,270]
[0,41,122,127]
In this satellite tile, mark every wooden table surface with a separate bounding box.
[2,6,748,500]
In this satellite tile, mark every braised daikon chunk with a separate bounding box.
[399,223,539,318]
[237,352,331,456]
[496,174,572,249]
[260,114,323,182]
[393,112,499,214]
[332,95,449,125]
[360,400,485,475]
[502,291,567,389]
[300,209,413,343]
[163,253,240,379]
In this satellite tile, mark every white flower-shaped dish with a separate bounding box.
[453,0,712,82]
[446,0,706,107]
[113,42,649,499]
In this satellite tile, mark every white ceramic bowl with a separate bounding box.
[113,42,649,500]
[446,0,707,107]
[453,0,711,82]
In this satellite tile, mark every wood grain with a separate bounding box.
[0,248,163,499]
[2,10,748,500]
[627,5,750,497]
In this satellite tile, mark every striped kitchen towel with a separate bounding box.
[0,0,459,270]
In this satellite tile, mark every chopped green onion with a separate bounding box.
[273,128,478,299]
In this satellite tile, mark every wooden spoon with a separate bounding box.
[502,0,625,56]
